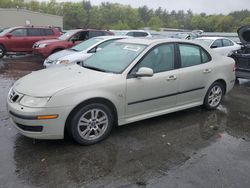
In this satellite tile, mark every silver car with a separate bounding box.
[7,38,235,145]
[44,36,130,68]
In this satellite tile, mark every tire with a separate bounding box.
[0,45,6,59]
[68,103,114,145]
[204,82,225,110]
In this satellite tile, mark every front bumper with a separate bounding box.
[7,100,73,140]
[32,48,50,58]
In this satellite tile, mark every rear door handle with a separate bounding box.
[203,69,212,73]
[167,75,177,81]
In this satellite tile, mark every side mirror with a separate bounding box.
[135,67,153,77]
[211,45,218,49]
[6,33,12,38]
[71,38,77,43]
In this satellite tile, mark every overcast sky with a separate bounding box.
[48,0,250,14]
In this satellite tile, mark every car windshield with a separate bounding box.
[83,42,146,73]
[59,30,77,40]
[0,28,12,36]
[194,38,214,46]
[71,38,103,52]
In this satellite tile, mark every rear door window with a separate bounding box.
[222,39,234,47]
[27,28,42,36]
[43,29,54,36]
[179,44,204,68]
[11,28,27,36]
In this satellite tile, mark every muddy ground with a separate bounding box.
[0,55,250,188]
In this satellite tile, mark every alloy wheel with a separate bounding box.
[77,108,109,141]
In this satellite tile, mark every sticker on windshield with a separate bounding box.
[123,45,141,52]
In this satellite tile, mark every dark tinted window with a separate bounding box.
[28,28,42,36]
[179,44,202,68]
[126,32,134,36]
[70,31,89,41]
[222,39,233,47]
[134,32,148,37]
[89,31,105,38]
[212,39,223,48]
[137,44,175,73]
[43,29,54,36]
[11,29,27,36]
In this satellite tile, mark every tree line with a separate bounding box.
[1,0,250,31]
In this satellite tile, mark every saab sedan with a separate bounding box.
[7,38,235,145]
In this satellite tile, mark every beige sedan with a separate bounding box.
[7,38,235,145]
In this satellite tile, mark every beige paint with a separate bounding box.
[0,8,63,28]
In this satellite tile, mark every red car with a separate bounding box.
[33,29,114,58]
[0,26,61,58]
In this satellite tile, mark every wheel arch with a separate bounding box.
[64,97,118,136]
[214,79,227,94]
[52,47,64,54]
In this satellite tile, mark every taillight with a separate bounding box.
[233,63,236,72]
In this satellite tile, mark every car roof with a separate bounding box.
[196,37,230,40]
[9,26,57,30]
[94,35,131,40]
[116,38,191,46]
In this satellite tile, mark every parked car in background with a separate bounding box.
[113,30,152,37]
[230,25,250,79]
[0,26,61,58]
[44,35,130,68]
[194,37,241,56]
[33,29,114,58]
[7,38,235,145]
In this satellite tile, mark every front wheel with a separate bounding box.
[69,103,114,145]
[0,45,6,58]
[204,82,225,110]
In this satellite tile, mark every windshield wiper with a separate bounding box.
[82,64,107,72]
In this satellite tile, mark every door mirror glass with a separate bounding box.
[211,45,218,49]
[135,67,153,77]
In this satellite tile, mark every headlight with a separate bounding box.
[56,60,70,65]
[38,43,48,48]
[20,96,50,107]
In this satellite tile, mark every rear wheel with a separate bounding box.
[69,103,114,145]
[204,82,225,110]
[0,45,6,58]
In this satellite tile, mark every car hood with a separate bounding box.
[14,64,114,97]
[35,39,63,45]
[237,25,250,44]
[47,49,77,61]
[58,51,92,62]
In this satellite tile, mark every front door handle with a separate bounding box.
[203,69,212,73]
[167,75,177,81]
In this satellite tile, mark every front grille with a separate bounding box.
[15,123,43,132]
[9,88,22,103]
